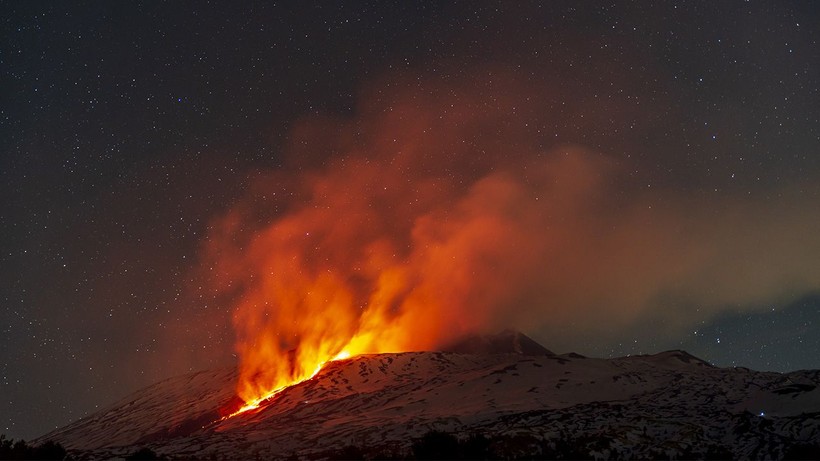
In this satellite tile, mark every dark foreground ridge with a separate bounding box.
[34,331,820,460]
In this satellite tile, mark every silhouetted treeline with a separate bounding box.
[325,429,820,460]
[411,431,493,460]
[125,447,164,460]
[5,429,818,460]
[0,435,68,460]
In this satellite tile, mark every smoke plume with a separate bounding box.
[201,71,820,402]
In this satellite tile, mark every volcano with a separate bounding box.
[35,331,820,460]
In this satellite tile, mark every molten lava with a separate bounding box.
[228,349,352,417]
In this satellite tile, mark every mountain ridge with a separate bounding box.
[34,332,820,460]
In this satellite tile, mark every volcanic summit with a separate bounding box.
[35,331,820,460]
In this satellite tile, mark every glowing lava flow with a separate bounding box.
[226,350,352,419]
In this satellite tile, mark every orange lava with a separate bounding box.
[227,350,351,417]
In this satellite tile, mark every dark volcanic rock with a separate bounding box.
[442,329,555,356]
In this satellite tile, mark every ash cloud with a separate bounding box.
[201,70,820,385]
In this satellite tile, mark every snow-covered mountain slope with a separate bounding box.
[35,341,820,460]
[34,367,237,451]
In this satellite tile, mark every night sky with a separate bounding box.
[2,2,820,441]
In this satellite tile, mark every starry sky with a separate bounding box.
[2,1,819,441]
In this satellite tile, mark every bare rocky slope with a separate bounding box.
[35,332,820,460]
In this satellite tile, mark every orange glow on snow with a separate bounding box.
[227,350,351,417]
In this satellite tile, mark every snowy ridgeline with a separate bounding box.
[36,334,820,460]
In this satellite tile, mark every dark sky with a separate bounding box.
[2,1,819,441]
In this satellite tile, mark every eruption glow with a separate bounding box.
[227,349,351,416]
[215,156,552,410]
[203,77,575,410]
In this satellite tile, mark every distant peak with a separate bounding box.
[441,329,554,356]
[642,349,714,367]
